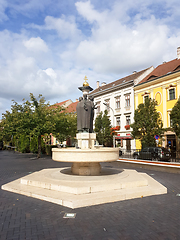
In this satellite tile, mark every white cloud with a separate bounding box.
[73,1,180,74]
[23,37,48,52]
[1,0,180,117]
[75,1,106,24]
[42,15,82,41]
[43,68,57,79]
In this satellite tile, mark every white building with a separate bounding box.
[89,66,154,151]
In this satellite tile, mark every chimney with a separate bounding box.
[101,82,106,86]
[97,81,100,88]
[177,47,180,59]
[76,99,78,102]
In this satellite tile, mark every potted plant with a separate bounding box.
[125,124,130,130]
[110,126,120,135]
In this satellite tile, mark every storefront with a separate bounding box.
[115,134,133,151]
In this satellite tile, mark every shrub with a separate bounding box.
[30,136,38,153]
[18,134,30,153]
[45,145,57,156]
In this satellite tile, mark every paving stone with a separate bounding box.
[0,150,180,239]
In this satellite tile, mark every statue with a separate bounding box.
[76,76,96,133]
[76,95,96,133]
[89,96,96,133]
[76,97,83,132]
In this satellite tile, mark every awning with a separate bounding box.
[115,136,133,140]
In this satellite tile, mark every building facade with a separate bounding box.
[90,67,154,151]
[134,49,180,152]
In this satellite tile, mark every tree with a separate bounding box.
[0,98,32,145]
[170,97,180,137]
[1,93,73,158]
[52,111,77,144]
[131,98,164,148]
[94,110,113,146]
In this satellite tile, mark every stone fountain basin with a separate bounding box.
[52,147,119,163]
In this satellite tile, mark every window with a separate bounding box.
[105,99,110,112]
[126,115,131,125]
[125,94,130,107]
[170,116,173,127]
[116,116,120,126]
[96,102,100,113]
[115,96,120,109]
[169,88,175,100]
[144,95,149,101]
[168,112,173,127]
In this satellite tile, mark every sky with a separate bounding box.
[1,0,180,117]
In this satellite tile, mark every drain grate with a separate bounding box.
[63,213,76,218]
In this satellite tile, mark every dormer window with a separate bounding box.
[147,75,157,81]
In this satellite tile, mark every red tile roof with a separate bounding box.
[65,101,78,113]
[138,58,180,84]
[90,67,152,95]
[54,99,71,107]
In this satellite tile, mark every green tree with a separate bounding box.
[1,93,66,158]
[170,97,180,137]
[94,110,113,146]
[52,111,77,144]
[131,98,164,148]
[0,99,32,145]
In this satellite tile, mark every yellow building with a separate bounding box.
[134,49,180,152]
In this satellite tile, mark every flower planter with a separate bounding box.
[125,125,130,130]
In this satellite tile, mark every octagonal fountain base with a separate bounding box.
[1,167,167,209]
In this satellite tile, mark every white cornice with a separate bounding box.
[90,80,134,97]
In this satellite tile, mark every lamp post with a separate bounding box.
[103,103,115,147]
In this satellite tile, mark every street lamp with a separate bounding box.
[103,102,115,147]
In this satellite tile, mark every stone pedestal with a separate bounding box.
[76,132,96,149]
[71,162,101,175]
[1,168,167,209]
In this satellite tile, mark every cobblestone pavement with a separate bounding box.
[0,150,180,240]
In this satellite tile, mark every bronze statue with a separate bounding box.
[76,97,84,132]
[76,95,96,133]
[77,76,95,133]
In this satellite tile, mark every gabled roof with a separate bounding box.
[138,58,180,85]
[90,66,153,95]
[65,101,78,113]
[52,100,78,113]
[54,99,73,108]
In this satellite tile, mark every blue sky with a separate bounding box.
[1,0,180,117]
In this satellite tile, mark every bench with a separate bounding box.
[5,145,16,152]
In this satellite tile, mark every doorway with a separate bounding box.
[126,139,131,151]
[167,134,176,158]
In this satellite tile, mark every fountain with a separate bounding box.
[1,77,167,209]
[52,76,119,175]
